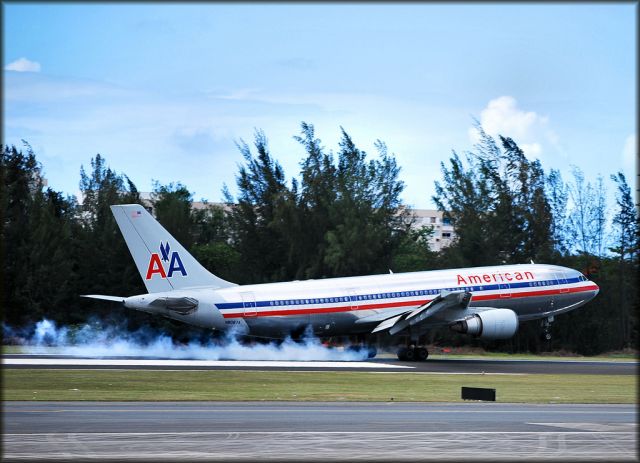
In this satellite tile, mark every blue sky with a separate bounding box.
[3,3,636,209]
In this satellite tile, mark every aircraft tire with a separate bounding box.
[416,347,429,361]
[397,347,408,361]
[404,347,416,361]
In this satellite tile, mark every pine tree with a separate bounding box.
[609,172,638,347]
[546,169,570,255]
[151,181,195,249]
[225,130,292,283]
[76,154,144,297]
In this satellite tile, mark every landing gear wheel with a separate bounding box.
[404,348,416,361]
[416,347,429,361]
[397,347,408,361]
[542,316,553,341]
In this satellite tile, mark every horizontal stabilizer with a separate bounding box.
[81,295,126,303]
[149,296,199,314]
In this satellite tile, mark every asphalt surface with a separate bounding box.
[3,402,637,461]
[3,354,637,374]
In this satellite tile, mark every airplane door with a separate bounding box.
[346,288,359,311]
[555,273,569,293]
[499,283,511,298]
[241,292,257,317]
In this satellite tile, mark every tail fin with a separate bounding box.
[111,204,236,293]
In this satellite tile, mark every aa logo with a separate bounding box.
[145,242,187,280]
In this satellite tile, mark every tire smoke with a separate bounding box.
[3,319,370,361]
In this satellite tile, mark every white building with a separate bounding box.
[411,209,455,252]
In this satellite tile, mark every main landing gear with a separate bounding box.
[397,345,429,361]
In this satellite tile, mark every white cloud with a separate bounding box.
[469,96,560,159]
[521,143,542,157]
[4,57,41,73]
[622,134,636,173]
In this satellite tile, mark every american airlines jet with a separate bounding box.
[84,204,599,361]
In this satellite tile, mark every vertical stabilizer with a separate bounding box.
[111,204,236,293]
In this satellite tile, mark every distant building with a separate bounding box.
[411,209,455,252]
[139,193,455,252]
[139,192,224,215]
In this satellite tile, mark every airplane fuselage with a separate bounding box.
[92,204,599,359]
[124,263,599,339]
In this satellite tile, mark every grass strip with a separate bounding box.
[2,369,636,403]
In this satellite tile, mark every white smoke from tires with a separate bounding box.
[5,319,370,361]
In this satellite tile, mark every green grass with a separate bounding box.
[2,346,25,354]
[3,369,636,403]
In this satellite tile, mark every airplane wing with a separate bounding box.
[368,290,472,336]
[355,306,414,325]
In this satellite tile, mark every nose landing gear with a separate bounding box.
[541,316,554,341]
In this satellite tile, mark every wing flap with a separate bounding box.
[372,314,404,334]
[372,290,473,336]
[355,307,412,325]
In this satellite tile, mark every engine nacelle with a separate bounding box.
[450,309,519,339]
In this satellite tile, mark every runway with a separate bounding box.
[3,354,637,374]
[3,402,636,460]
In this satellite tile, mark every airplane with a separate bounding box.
[83,204,600,361]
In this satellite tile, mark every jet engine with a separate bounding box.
[449,309,519,339]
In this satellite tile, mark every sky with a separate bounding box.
[2,3,637,209]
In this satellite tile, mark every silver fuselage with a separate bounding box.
[124,263,599,339]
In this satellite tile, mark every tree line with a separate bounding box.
[1,123,637,354]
